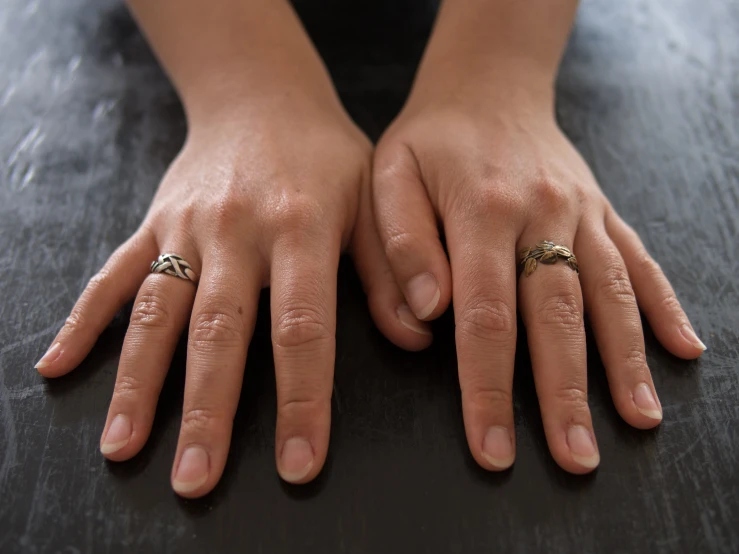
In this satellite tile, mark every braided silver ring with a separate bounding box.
[150,253,198,284]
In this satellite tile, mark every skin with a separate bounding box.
[34,0,431,498]
[35,0,707,496]
[372,0,706,473]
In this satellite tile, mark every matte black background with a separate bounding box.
[1,1,737,553]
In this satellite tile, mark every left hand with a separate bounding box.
[34,96,430,497]
[372,94,706,473]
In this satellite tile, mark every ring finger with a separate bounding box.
[518,225,599,473]
[100,246,199,461]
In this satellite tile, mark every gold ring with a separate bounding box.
[518,241,579,277]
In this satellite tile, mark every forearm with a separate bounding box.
[126,0,340,125]
[410,0,579,109]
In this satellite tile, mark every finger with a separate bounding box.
[171,246,261,498]
[372,142,451,321]
[606,210,706,358]
[270,224,341,484]
[100,247,198,461]
[35,229,158,377]
[576,218,662,429]
[518,229,599,474]
[445,208,518,472]
[352,179,432,351]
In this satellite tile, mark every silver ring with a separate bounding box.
[150,253,198,283]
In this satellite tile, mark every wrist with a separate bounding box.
[403,0,578,118]
[403,58,556,123]
[181,65,344,131]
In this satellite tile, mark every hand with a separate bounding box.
[372,95,706,473]
[34,98,431,497]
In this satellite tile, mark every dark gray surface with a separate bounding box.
[1,0,738,553]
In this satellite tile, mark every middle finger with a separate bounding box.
[171,244,261,497]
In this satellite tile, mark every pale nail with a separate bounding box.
[100,414,132,455]
[396,304,432,336]
[680,324,707,351]
[482,426,515,469]
[633,383,662,421]
[173,446,209,494]
[566,425,600,469]
[279,437,314,483]
[405,273,440,320]
[35,342,61,369]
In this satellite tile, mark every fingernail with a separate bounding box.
[633,383,662,421]
[173,446,209,494]
[566,425,600,469]
[482,426,515,469]
[35,342,62,369]
[279,437,314,483]
[405,273,440,320]
[396,304,432,336]
[680,324,706,351]
[100,414,132,455]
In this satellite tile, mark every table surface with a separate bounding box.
[1,1,738,553]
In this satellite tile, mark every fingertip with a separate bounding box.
[99,413,149,462]
[565,425,600,472]
[36,365,65,379]
[367,287,433,351]
[546,424,600,474]
[651,323,707,361]
[676,324,707,358]
[391,303,434,350]
[404,272,443,320]
[479,426,516,471]
[172,445,213,498]
[277,437,317,484]
[34,342,71,377]
[395,303,432,336]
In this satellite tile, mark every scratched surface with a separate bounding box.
[1,0,738,553]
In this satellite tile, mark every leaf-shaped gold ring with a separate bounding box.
[518,241,579,278]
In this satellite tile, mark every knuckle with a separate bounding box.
[178,201,198,228]
[278,396,326,419]
[130,293,170,329]
[63,310,86,333]
[597,264,635,304]
[457,298,517,341]
[552,385,589,409]
[532,179,570,212]
[181,407,230,433]
[534,293,583,328]
[273,305,332,350]
[463,385,513,411]
[658,293,681,314]
[189,305,244,350]
[210,192,250,229]
[382,230,420,262]
[623,347,648,370]
[86,267,113,293]
[270,195,324,234]
[634,251,662,277]
[463,186,521,219]
[113,372,147,398]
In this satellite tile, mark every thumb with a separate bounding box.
[352,173,433,352]
[372,140,452,321]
